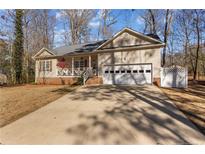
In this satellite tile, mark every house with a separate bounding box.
[33,28,165,85]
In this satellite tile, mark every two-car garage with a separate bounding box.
[96,28,163,86]
[102,63,152,85]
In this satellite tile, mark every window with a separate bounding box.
[92,60,96,68]
[121,70,125,73]
[42,61,45,71]
[139,70,144,73]
[105,70,109,74]
[146,70,151,73]
[85,59,88,67]
[40,60,52,72]
[74,60,84,68]
[115,70,120,73]
[133,70,138,73]
[127,70,131,73]
[74,61,79,68]
[46,61,50,71]
[110,70,114,73]
[80,60,84,67]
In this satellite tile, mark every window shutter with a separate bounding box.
[39,61,42,71]
[43,61,45,71]
[39,61,41,71]
[50,60,52,72]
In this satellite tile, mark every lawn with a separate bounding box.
[0,84,75,127]
[161,84,205,135]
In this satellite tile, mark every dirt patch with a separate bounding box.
[0,85,76,127]
[161,84,205,135]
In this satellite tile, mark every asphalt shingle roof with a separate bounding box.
[51,32,161,56]
[53,40,107,56]
[145,34,162,41]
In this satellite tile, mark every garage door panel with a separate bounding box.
[102,64,152,85]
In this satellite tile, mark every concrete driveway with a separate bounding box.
[0,85,205,144]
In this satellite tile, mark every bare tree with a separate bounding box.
[29,10,56,51]
[0,9,56,84]
[61,21,70,45]
[63,9,95,45]
[0,10,15,83]
[98,10,118,40]
[162,9,173,66]
[141,10,162,34]
[20,10,56,82]
[141,9,173,66]
[175,10,193,66]
[192,10,204,80]
[174,10,205,80]
[22,10,31,83]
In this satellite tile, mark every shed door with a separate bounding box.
[103,64,152,85]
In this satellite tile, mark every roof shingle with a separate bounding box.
[53,40,107,56]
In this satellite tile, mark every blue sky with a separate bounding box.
[54,9,146,46]
[0,9,147,47]
[0,9,159,47]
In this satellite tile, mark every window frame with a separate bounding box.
[74,60,85,68]
[39,60,52,72]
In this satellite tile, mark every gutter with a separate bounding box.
[34,43,165,60]
[93,43,165,53]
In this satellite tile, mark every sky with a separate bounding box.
[1,9,172,49]
[53,9,146,47]
[0,9,149,47]
[1,9,177,50]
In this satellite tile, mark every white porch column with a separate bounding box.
[89,55,91,68]
[72,57,74,76]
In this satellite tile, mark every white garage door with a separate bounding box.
[102,64,152,85]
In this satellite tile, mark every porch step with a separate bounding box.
[85,76,103,85]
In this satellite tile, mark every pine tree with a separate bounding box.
[13,9,24,84]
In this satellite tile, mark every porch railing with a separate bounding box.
[57,67,97,76]
[83,68,93,85]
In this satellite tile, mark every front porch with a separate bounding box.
[57,54,98,77]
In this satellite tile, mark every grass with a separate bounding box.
[0,84,76,127]
[161,84,205,135]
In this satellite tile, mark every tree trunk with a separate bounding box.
[13,9,24,84]
[162,10,170,67]
[193,10,200,81]
[24,16,29,83]
[148,9,156,34]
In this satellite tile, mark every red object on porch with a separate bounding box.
[57,58,68,68]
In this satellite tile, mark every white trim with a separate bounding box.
[89,55,91,68]
[94,44,165,53]
[71,57,74,76]
[96,27,164,50]
[124,27,163,43]
[102,63,152,85]
[74,59,85,68]
[32,47,56,59]
[38,59,52,72]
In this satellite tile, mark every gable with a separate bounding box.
[97,28,163,50]
[38,50,53,57]
[103,32,152,49]
[33,48,55,59]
